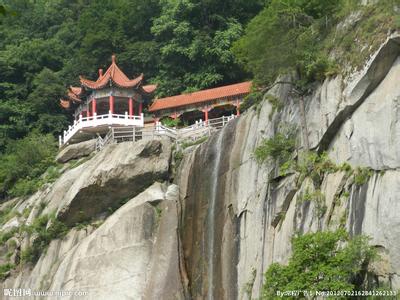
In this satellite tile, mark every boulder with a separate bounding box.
[44,139,172,226]
[56,139,96,163]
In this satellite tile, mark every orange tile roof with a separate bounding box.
[142,84,157,94]
[60,99,71,109]
[67,86,82,102]
[80,55,144,90]
[149,81,251,112]
[69,86,82,95]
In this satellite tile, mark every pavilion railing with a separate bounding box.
[63,114,237,150]
[60,111,144,146]
[125,114,236,146]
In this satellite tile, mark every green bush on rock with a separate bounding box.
[262,230,376,299]
[21,214,68,264]
[254,133,295,166]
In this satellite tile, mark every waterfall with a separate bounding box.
[207,131,224,300]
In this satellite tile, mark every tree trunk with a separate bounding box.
[298,95,310,151]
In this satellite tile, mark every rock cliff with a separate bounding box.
[175,34,400,299]
[0,35,399,300]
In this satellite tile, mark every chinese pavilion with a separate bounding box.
[59,55,156,146]
[148,81,251,124]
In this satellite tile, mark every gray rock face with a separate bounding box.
[176,34,400,299]
[46,139,171,225]
[56,139,97,163]
[2,183,185,300]
[329,55,400,169]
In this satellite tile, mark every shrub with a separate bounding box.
[0,263,15,280]
[161,117,180,128]
[265,94,283,120]
[354,167,373,186]
[0,205,13,226]
[297,188,327,218]
[254,133,295,166]
[262,230,376,299]
[174,150,184,167]
[0,227,18,244]
[181,136,208,149]
[9,178,42,197]
[296,152,338,187]
[240,90,263,112]
[21,214,68,264]
[0,133,57,198]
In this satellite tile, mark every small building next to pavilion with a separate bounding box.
[148,81,252,125]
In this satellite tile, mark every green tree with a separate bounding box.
[262,230,376,299]
[233,0,341,86]
[151,0,262,96]
[0,132,57,198]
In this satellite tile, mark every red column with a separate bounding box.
[128,97,133,117]
[204,107,209,121]
[86,110,90,118]
[138,102,143,115]
[92,99,97,115]
[236,99,240,116]
[109,95,114,114]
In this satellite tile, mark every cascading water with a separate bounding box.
[207,131,224,300]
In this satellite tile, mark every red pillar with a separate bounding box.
[109,95,114,114]
[236,99,240,116]
[92,99,97,115]
[86,110,90,118]
[204,107,209,121]
[138,102,143,115]
[128,97,133,117]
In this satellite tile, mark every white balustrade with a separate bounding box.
[61,113,144,146]
[61,113,237,147]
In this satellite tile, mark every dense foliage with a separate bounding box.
[0,133,58,198]
[233,0,341,86]
[233,0,400,87]
[0,0,263,152]
[262,230,376,299]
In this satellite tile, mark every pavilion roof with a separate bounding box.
[79,55,144,90]
[141,84,157,94]
[67,86,82,102]
[148,81,252,112]
[60,55,156,109]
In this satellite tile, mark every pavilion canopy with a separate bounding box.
[60,55,156,109]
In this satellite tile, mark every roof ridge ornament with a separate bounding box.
[111,54,116,64]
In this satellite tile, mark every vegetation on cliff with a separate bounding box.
[262,230,376,298]
[234,0,399,88]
